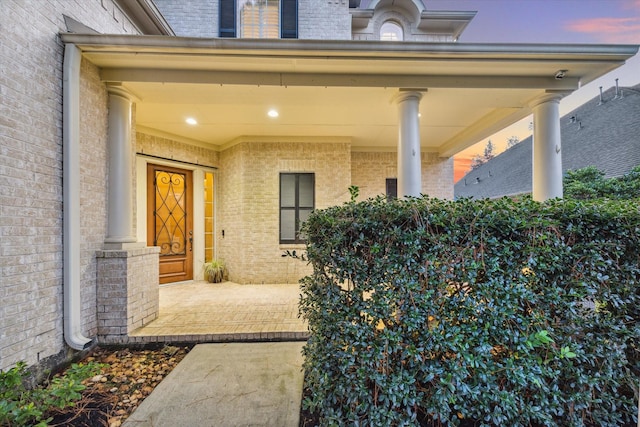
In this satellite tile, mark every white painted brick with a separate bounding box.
[299,0,351,40]
[0,0,142,371]
[154,0,217,37]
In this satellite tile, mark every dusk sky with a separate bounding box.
[427,0,640,181]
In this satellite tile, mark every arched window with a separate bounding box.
[380,21,403,41]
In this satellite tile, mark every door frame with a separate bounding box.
[136,155,216,282]
[147,163,194,283]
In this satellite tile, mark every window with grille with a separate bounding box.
[280,173,314,243]
[380,21,403,41]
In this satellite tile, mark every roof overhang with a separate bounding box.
[60,34,638,157]
[417,11,477,40]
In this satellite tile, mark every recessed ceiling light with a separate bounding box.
[267,109,279,118]
[186,117,198,125]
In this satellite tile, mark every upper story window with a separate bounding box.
[219,0,298,39]
[240,0,279,38]
[379,21,403,41]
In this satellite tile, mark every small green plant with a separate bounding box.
[204,259,227,283]
[559,346,577,359]
[0,361,105,427]
[282,249,306,261]
[525,330,554,349]
[348,185,359,202]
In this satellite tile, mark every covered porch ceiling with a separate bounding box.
[61,34,638,157]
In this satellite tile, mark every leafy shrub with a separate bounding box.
[565,165,640,200]
[0,361,105,426]
[299,195,639,426]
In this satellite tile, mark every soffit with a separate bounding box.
[62,34,638,156]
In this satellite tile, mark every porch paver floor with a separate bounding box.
[129,281,309,342]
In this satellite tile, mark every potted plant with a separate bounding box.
[203,259,227,283]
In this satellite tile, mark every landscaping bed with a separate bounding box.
[43,345,190,427]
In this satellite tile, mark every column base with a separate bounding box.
[96,246,160,341]
[103,240,146,250]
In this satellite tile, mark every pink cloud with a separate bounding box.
[626,0,640,10]
[565,16,640,43]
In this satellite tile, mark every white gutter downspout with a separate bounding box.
[62,43,93,350]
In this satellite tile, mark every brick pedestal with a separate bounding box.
[96,246,160,344]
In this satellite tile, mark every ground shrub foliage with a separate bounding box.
[299,195,639,426]
[1,346,189,427]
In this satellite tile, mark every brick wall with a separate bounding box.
[154,0,353,40]
[350,151,398,200]
[79,59,109,338]
[217,143,247,282]
[153,0,216,37]
[351,151,454,200]
[218,140,352,284]
[0,0,140,371]
[137,132,220,167]
[422,153,454,199]
[299,0,352,40]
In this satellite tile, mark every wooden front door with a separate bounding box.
[147,164,193,284]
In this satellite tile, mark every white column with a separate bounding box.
[530,93,565,201]
[105,86,138,248]
[394,90,424,198]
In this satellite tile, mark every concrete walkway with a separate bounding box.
[123,342,305,427]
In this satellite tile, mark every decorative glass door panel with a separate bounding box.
[147,164,193,284]
[204,172,215,262]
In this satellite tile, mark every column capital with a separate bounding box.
[528,90,570,108]
[392,89,427,104]
[106,83,138,102]
[531,92,563,201]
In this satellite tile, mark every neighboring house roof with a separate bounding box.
[454,84,640,199]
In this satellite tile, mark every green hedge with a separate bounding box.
[299,196,639,426]
[564,166,640,200]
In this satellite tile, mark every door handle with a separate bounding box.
[189,231,193,251]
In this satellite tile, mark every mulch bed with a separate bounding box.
[45,346,190,427]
